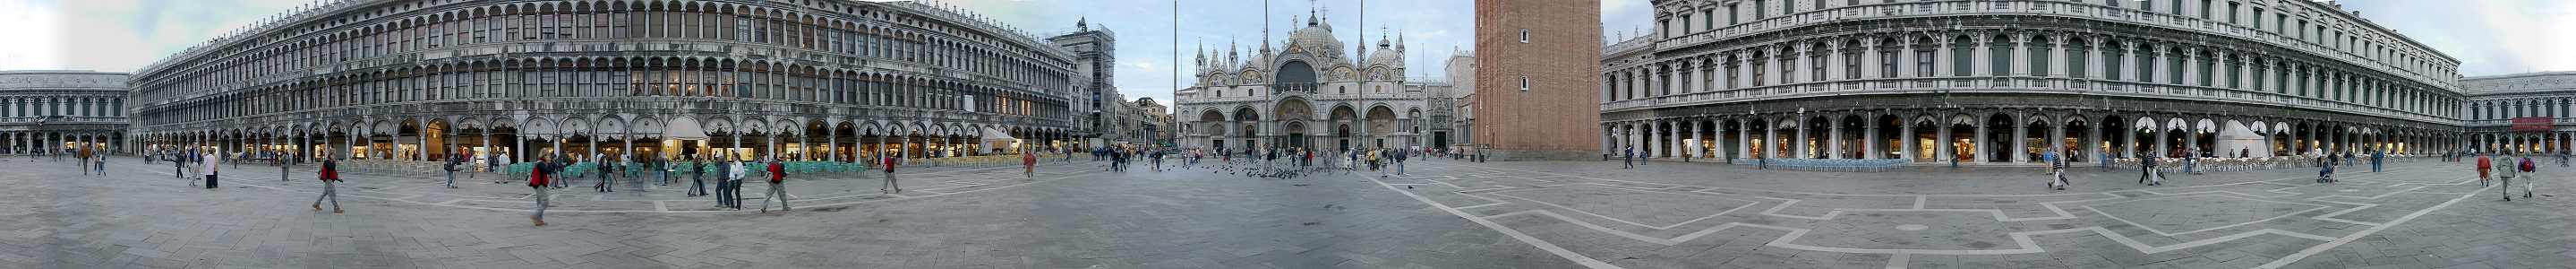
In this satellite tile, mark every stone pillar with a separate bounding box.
[2049,117,2066,160]
[1973,121,1989,162]
[1737,119,1752,160]
[1764,120,1779,159]
[1795,119,1810,159]
[1647,122,1660,158]
[1863,119,1879,160]
[1827,117,1844,160]
[2011,115,2029,162]
[1899,119,1915,161]
[2154,125,2170,158]
[2185,118,2202,157]
[1937,121,1954,162]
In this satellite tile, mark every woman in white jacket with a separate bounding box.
[725,157,749,210]
[201,152,221,188]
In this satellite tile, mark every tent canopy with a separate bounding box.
[666,117,708,140]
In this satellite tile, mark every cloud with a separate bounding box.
[0,0,66,70]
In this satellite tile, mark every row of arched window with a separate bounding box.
[0,96,120,118]
[136,0,1075,127]
[1605,31,2460,119]
[1655,0,2452,82]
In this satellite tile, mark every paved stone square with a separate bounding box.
[0,156,2569,268]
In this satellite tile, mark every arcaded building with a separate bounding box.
[2461,72,2576,154]
[131,0,1084,162]
[1603,0,2468,163]
[0,71,130,155]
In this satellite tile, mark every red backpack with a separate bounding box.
[2520,159,2537,172]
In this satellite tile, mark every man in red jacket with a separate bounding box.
[759,157,791,213]
[312,152,344,214]
[1023,147,1039,180]
[528,156,552,226]
[2477,152,2494,187]
[882,153,901,194]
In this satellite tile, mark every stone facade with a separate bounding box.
[130,0,1086,163]
[0,71,129,155]
[2461,71,2576,154]
[1601,0,2470,162]
[1174,12,1431,152]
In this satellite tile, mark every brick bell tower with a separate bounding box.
[1473,0,1602,161]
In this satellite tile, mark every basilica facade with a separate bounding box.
[1174,15,1433,152]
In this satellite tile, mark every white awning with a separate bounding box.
[981,127,1015,142]
[666,117,708,140]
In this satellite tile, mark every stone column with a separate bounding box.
[1764,120,1779,159]
[1899,119,1915,161]
[1827,117,1844,160]
[2012,115,2029,162]
[1737,119,1752,159]
[2154,125,2170,158]
[1795,119,1810,159]
[1863,119,1879,160]
[2049,117,2066,160]
[1973,120,1990,162]
[1937,120,1954,161]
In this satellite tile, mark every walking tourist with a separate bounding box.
[688,156,708,197]
[760,157,791,213]
[2137,151,2159,186]
[2520,154,2538,198]
[528,156,552,227]
[1023,148,1039,180]
[444,153,463,188]
[883,152,902,194]
[2477,152,2494,187]
[312,152,343,214]
[201,151,220,188]
[2501,154,2523,201]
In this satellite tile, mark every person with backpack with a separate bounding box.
[2477,152,2494,187]
[2137,151,2161,186]
[443,153,463,188]
[90,147,105,177]
[2520,155,2539,199]
[593,154,615,193]
[312,152,344,213]
[2508,155,2535,201]
[759,156,791,213]
[688,155,708,197]
[527,156,552,226]
[881,152,901,194]
[1394,148,1409,176]
[1621,146,1636,169]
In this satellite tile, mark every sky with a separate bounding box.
[1597,0,2576,77]
[928,0,1476,109]
[0,0,2566,109]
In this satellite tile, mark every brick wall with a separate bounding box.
[1474,0,1604,161]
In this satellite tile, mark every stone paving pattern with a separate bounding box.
[0,155,2567,268]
